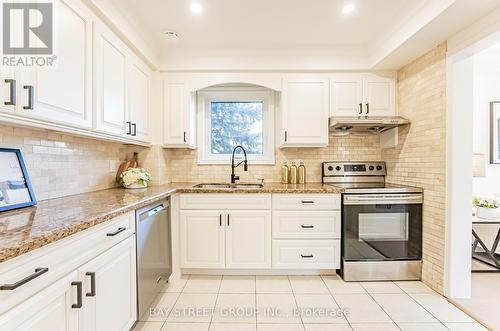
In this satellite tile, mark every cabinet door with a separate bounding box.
[163,81,196,148]
[128,56,151,142]
[0,68,17,114]
[180,211,225,268]
[330,75,363,116]
[18,0,93,128]
[225,210,271,269]
[78,236,136,331]
[281,78,329,147]
[94,21,128,136]
[0,271,79,331]
[363,75,396,116]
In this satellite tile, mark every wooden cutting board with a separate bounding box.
[116,152,139,183]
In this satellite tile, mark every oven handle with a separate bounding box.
[343,194,422,205]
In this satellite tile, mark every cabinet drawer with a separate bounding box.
[272,211,340,239]
[272,240,340,269]
[180,194,271,210]
[0,212,134,314]
[272,194,340,210]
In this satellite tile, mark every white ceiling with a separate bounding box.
[109,0,500,71]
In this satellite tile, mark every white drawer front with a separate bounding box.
[272,194,340,210]
[272,240,340,269]
[272,211,341,239]
[180,194,271,210]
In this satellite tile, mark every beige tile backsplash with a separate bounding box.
[0,123,382,201]
[0,124,125,201]
[164,133,382,183]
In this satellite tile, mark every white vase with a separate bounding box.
[124,182,148,189]
[476,207,499,220]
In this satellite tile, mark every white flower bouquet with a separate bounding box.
[473,197,499,220]
[119,168,152,189]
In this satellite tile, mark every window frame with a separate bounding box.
[197,87,275,165]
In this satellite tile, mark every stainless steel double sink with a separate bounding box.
[193,183,264,189]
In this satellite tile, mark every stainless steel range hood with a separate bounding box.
[329,116,410,135]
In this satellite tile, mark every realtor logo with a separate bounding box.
[2,2,53,54]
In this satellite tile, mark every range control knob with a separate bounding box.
[327,166,333,171]
[376,165,383,171]
[335,166,342,171]
[368,166,375,171]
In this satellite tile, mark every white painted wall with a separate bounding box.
[472,46,500,254]
[472,47,500,196]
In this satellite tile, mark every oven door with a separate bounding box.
[342,193,422,261]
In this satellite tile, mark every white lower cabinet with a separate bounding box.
[180,210,272,269]
[79,236,136,331]
[0,212,137,331]
[225,211,271,269]
[180,211,225,268]
[179,193,340,271]
[0,271,79,331]
[272,240,340,269]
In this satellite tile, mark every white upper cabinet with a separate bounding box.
[163,80,196,148]
[17,0,93,129]
[0,68,17,115]
[93,21,128,137]
[280,78,329,147]
[330,74,396,117]
[330,75,364,116]
[363,75,396,117]
[127,56,152,143]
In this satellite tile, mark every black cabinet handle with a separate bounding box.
[301,225,314,229]
[366,103,369,115]
[4,79,16,106]
[301,200,315,204]
[71,281,83,308]
[126,121,131,135]
[85,272,96,297]
[301,254,314,258]
[23,85,34,110]
[284,131,288,142]
[183,131,187,142]
[219,214,222,227]
[106,227,126,237]
[0,267,48,290]
[131,123,137,136]
[227,213,230,226]
[358,103,362,115]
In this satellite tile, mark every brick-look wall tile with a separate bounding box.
[382,43,447,294]
[164,133,382,183]
[0,124,158,201]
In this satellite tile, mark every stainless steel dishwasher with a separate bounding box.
[135,198,171,318]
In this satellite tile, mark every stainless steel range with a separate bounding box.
[322,161,423,281]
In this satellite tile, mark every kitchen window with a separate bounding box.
[197,88,275,164]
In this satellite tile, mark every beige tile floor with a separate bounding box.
[132,275,488,331]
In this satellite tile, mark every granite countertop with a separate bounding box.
[0,182,342,263]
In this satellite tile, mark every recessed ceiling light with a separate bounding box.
[342,3,356,14]
[190,2,203,14]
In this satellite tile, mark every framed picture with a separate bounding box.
[0,148,37,212]
[491,102,500,164]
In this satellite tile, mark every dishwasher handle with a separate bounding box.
[138,203,169,222]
